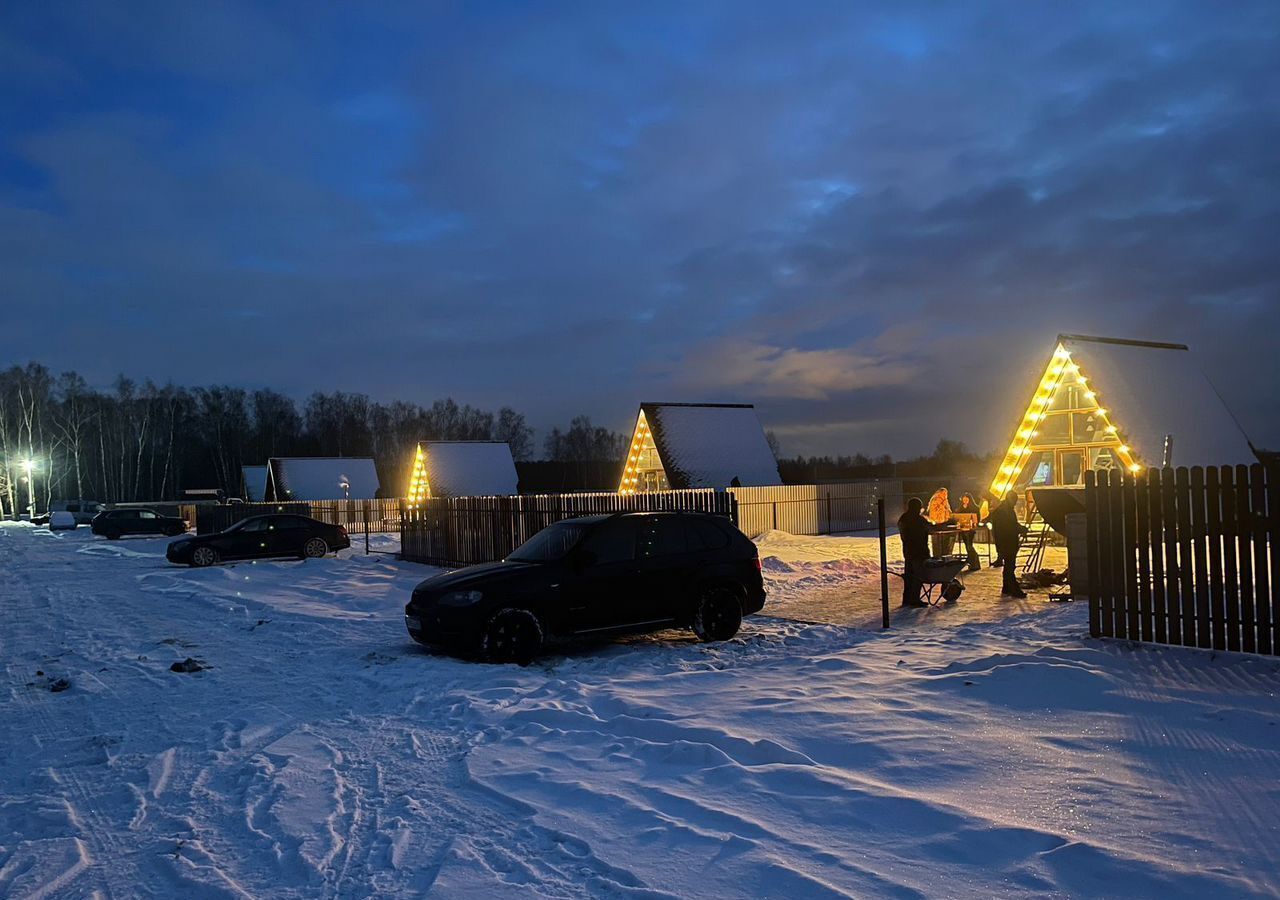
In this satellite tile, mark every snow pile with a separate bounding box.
[3,522,1279,898]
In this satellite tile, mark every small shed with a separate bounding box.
[618,402,782,492]
[990,334,1255,498]
[241,465,269,502]
[407,441,519,501]
[265,457,380,501]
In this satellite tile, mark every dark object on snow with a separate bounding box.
[404,510,765,664]
[1021,569,1069,589]
[165,514,350,568]
[49,678,71,692]
[170,658,207,673]
[92,507,188,540]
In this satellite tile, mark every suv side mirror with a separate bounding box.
[571,548,598,572]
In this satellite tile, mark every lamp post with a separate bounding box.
[22,458,37,519]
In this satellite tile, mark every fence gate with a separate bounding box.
[1084,465,1277,655]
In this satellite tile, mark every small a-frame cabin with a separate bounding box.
[406,441,519,502]
[618,402,782,493]
[265,457,380,501]
[990,334,1255,500]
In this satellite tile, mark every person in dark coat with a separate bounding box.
[953,492,982,571]
[897,497,935,607]
[989,491,1028,598]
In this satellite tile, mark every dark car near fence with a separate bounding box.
[166,514,349,567]
[404,510,766,663]
[91,508,188,539]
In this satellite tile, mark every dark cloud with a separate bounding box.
[2,1,1277,457]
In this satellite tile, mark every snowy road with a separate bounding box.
[3,522,1280,898]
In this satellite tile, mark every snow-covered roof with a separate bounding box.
[1060,334,1255,467]
[241,465,268,502]
[266,457,380,501]
[642,403,781,489]
[416,441,519,497]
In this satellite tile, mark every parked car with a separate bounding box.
[48,510,77,530]
[404,511,766,663]
[91,508,188,539]
[48,500,104,525]
[166,514,350,567]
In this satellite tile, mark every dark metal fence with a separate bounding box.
[195,499,403,536]
[400,489,736,567]
[1085,465,1277,655]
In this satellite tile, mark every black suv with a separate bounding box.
[404,511,766,663]
[91,508,188,539]
[166,514,350,566]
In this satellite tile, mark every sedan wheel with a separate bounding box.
[692,587,743,642]
[191,546,219,568]
[303,537,329,558]
[482,609,543,665]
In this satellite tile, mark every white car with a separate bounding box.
[48,511,77,531]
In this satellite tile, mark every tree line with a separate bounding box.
[0,362,629,515]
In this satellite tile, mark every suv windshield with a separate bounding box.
[508,521,590,562]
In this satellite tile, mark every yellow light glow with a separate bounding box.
[1129,463,1142,473]
[1118,445,1130,454]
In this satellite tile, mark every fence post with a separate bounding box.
[1251,463,1272,655]
[878,497,889,629]
[1084,471,1101,637]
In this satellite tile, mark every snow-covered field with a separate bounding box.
[3,522,1280,898]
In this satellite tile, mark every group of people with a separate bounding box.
[897,487,1029,608]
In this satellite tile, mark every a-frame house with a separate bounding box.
[990,334,1255,499]
[618,403,781,493]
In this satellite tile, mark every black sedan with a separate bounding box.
[167,514,350,567]
[92,508,188,539]
[404,510,766,663]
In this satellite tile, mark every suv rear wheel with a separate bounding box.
[482,608,543,665]
[693,586,743,642]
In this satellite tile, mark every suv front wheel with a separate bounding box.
[693,586,743,642]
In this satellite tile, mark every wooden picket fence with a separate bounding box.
[400,489,736,567]
[1084,465,1278,654]
[195,499,403,535]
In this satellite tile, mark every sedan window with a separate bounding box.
[239,518,270,533]
[139,510,157,519]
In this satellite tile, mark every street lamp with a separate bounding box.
[21,458,37,519]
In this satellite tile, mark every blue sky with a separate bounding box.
[2,1,1278,456]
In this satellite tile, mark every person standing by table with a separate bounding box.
[990,491,1028,598]
[926,487,955,556]
[954,491,982,571]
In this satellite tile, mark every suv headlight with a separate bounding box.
[438,590,484,607]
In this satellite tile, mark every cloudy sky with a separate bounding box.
[3,1,1278,457]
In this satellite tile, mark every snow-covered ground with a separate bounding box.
[3,522,1280,898]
